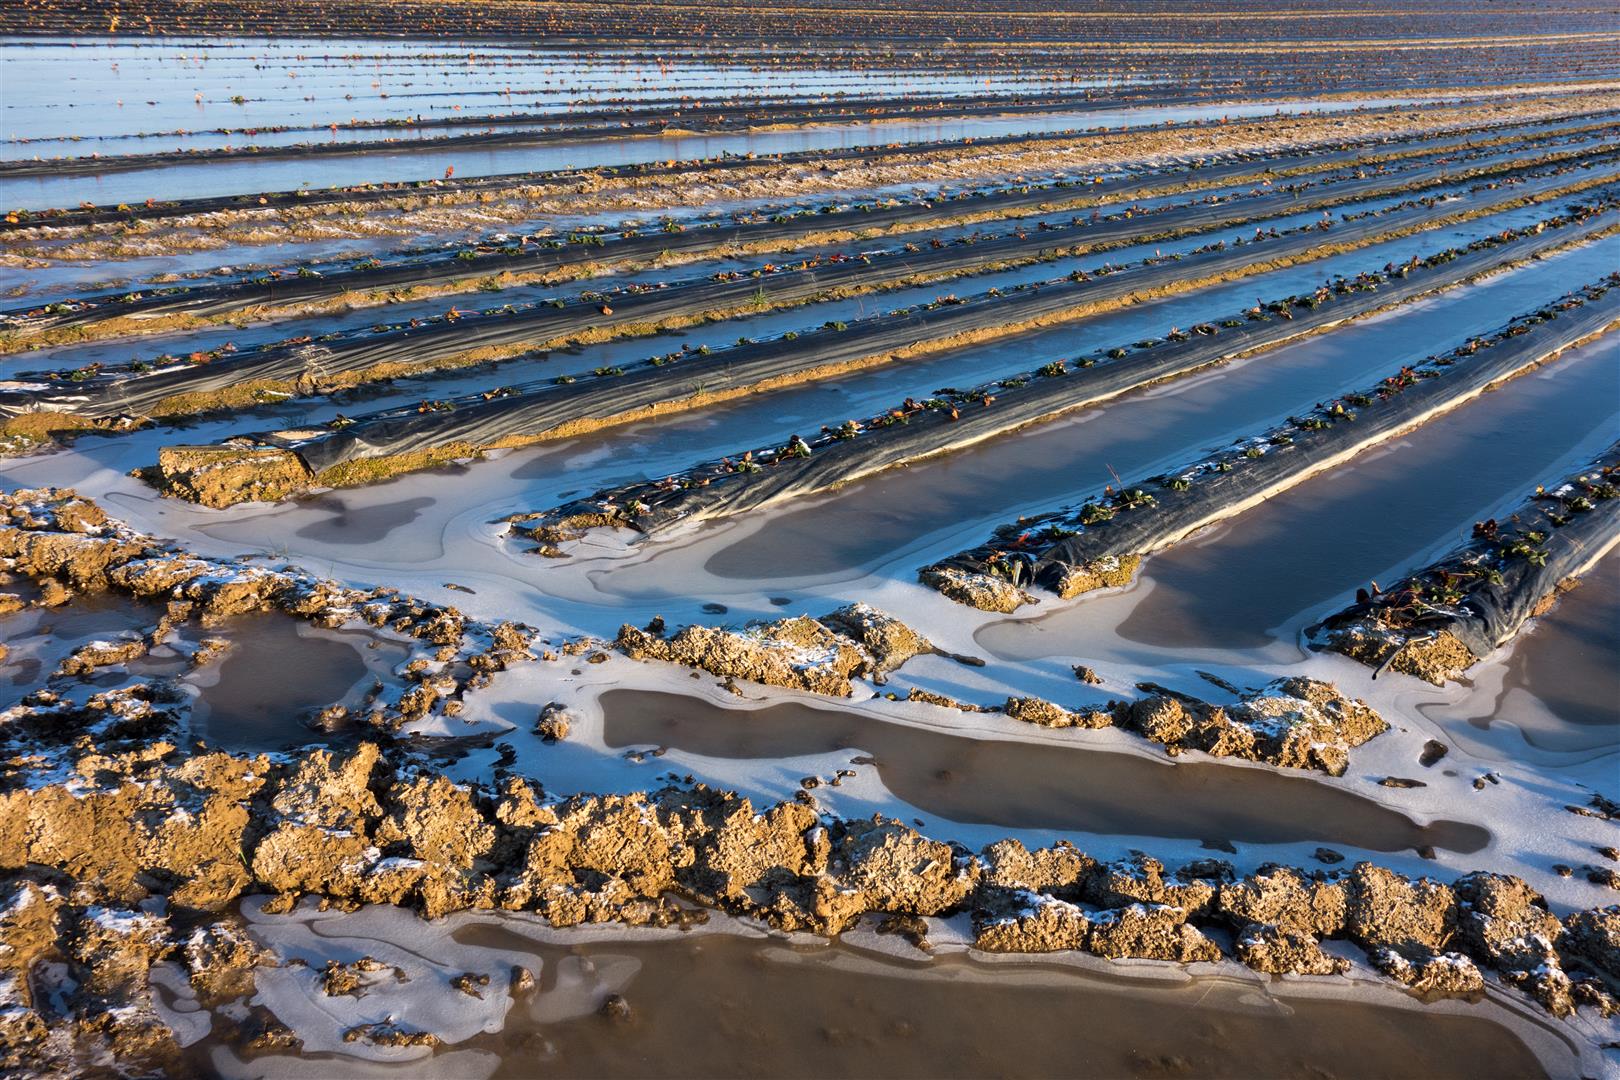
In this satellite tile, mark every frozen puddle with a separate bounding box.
[200,902,1574,1080]
[1424,549,1620,758]
[0,591,162,708]
[187,615,405,753]
[600,689,1488,854]
[292,495,440,547]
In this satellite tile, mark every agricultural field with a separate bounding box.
[0,1,1617,1076]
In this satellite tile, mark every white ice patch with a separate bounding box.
[236,899,646,1072]
[242,900,519,1064]
[212,1046,499,1079]
[148,961,213,1047]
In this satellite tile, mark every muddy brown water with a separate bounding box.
[1499,551,1620,740]
[462,931,1555,1080]
[195,921,1563,1079]
[189,615,376,753]
[600,689,1488,853]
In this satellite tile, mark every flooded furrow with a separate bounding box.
[698,235,1620,585]
[1423,549,1620,756]
[978,334,1619,658]
[0,97,1460,211]
[18,149,1584,387]
[24,125,1603,333]
[600,689,1487,853]
[516,214,1610,542]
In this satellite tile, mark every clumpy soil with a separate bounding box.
[615,602,933,696]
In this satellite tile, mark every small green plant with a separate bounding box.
[1112,488,1155,510]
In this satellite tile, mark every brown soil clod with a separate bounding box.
[155,444,315,508]
[536,702,574,743]
[997,677,1387,776]
[615,602,932,695]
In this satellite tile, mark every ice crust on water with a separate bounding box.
[245,902,516,1060]
[3,96,1619,1076]
[230,900,668,1073]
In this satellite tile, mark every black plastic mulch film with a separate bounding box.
[7,113,1609,328]
[4,141,1615,421]
[5,106,1609,238]
[523,209,1617,536]
[921,273,1620,600]
[1313,443,1620,660]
